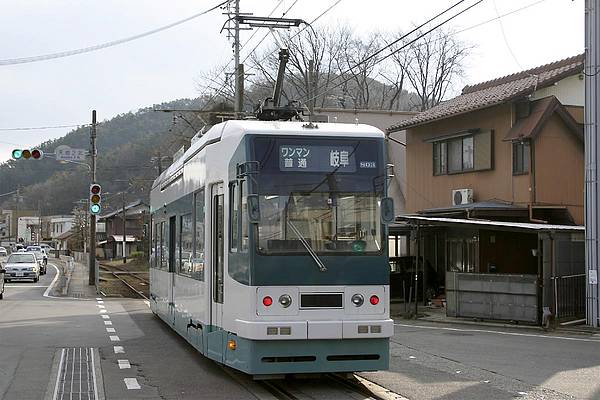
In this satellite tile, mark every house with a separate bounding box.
[97,200,149,259]
[387,54,585,325]
[47,215,75,242]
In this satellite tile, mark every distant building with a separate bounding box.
[98,200,149,259]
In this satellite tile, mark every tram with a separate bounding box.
[149,119,395,376]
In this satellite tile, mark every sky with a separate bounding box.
[0,0,584,162]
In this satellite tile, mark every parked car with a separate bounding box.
[26,246,47,274]
[0,247,7,257]
[4,252,39,283]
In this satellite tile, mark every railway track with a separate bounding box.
[258,373,407,400]
[98,262,149,300]
[223,366,407,400]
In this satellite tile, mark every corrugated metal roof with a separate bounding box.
[397,215,584,232]
[388,54,584,132]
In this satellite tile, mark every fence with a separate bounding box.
[553,274,586,320]
[446,272,539,323]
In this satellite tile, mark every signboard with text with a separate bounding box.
[55,145,87,162]
[279,145,358,172]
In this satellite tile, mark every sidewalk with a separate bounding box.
[391,301,600,334]
[50,255,97,298]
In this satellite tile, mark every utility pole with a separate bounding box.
[308,59,314,118]
[15,185,20,243]
[233,0,242,116]
[37,200,41,245]
[122,192,127,264]
[88,110,97,286]
[586,0,600,327]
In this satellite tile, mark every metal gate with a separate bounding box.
[446,272,538,323]
[553,274,586,320]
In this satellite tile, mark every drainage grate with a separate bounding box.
[53,347,99,400]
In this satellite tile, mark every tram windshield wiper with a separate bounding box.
[286,220,327,272]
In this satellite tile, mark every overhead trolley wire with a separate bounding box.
[305,0,485,105]
[0,0,229,66]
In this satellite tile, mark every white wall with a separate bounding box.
[531,73,584,106]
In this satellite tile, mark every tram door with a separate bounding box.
[210,183,225,329]
[168,215,176,324]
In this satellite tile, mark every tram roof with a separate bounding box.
[152,120,385,190]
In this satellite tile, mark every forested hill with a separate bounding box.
[0,98,204,215]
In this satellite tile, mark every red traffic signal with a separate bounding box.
[31,149,43,159]
[90,184,101,195]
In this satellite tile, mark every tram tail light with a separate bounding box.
[369,295,380,305]
[262,296,273,307]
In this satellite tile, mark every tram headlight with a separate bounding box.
[351,294,364,307]
[278,294,292,308]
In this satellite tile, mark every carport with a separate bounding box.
[392,216,585,325]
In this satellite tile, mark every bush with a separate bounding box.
[129,251,145,260]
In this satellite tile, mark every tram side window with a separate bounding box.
[229,182,239,252]
[151,222,158,268]
[193,189,206,281]
[179,213,193,276]
[240,180,248,252]
[160,221,168,270]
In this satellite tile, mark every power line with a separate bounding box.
[306,0,485,105]
[492,0,523,70]
[0,124,87,131]
[0,0,229,66]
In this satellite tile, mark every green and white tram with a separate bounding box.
[150,119,395,376]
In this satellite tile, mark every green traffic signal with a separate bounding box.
[90,204,101,215]
[12,149,22,159]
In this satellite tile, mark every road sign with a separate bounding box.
[55,145,87,162]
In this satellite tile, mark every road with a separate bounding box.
[0,262,255,400]
[3,261,600,400]
[362,320,600,400]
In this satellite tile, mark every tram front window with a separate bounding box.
[258,192,382,255]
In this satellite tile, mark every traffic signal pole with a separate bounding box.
[88,110,97,287]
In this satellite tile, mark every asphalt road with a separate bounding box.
[361,320,600,400]
[0,262,255,400]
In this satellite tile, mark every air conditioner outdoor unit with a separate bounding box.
[452,188,473,206]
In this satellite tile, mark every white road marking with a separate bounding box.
[394,323,600,343]
[99,309,107,314]
[106,327,116,333]
[96,297,102,300]
[114,346,125,354]
[97,304,105,308]
[43,264,61,298]
[5,285,49,288]
[118,359,131,369]
[104,321,113,326]
[51,348,65,400]
[101,315,110,319]
[97,300,104,304]
[124,378,141,390]
[109,335,120,342]
[143,300,150,308]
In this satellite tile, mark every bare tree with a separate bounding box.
[403,28,470,111]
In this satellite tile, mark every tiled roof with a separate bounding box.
[388,54,584,132]
[503,96,583,142]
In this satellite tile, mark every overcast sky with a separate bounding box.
[0,0,584,162]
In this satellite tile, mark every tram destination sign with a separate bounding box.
[279,145,357,172]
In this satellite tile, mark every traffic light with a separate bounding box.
[12,149,43,160]
[90,183,102,215]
